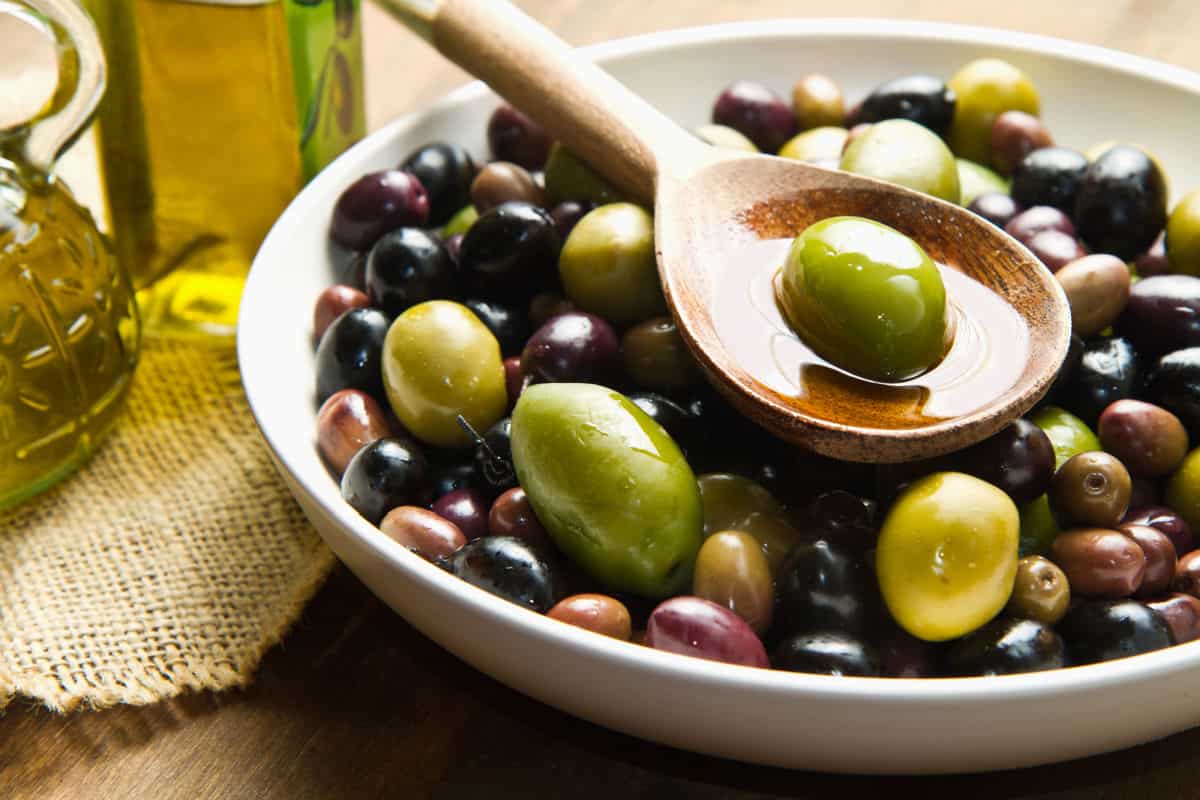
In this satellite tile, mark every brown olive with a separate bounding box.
[1050,528,1145,598]
[547,593,633,640]
[621,316,700,393]
[692,530,774,634]
[1054,254,1131,337]
[1049,451,1132,528]
[316,388,397,474]
[1006,555,1070,625]
[380,505,467,561]
[528,291,576,327]
[470,161,544,213]
[1098,399,1189,478]
[1174,549,1200,597]
[1145,593,1200,643]
[1118,523,1178,597]
[791,73,845,130]
[989,110,1054,176]
[489,487,550,548]
[1124,505,1194,556]
[503,355,527,408]
[313,285,371,343]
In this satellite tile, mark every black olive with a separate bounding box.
[951,418,1056,505]
[1074,145,1168,260]
[1146,347,1200,440]
[801,490,878,552]
[1117,275,1200,358]
[773,631,880,676]
[462,297,531,357]
[942,617,1065,676]
[365,227,457,316]
[1059,336,1142,428]
[340,436,432,524]
[458,201,560,295]
[854,74,956,136]
[773,539,878,638]
[447,536,561,612]
[1010,147,1089,213]
[626,392,699,456]
[1058,599,1174,666]
[471,417,517,495]
[314,307,391,404]
[430,460,478,500]
[400,142,477,225]
[1035,332,1084,411]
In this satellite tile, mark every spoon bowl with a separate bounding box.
[381,0,1071,462]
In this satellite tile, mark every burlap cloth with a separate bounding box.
[0,339,335,712]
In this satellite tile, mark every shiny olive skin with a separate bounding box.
[773,632,880,677]
[778,216,951,382]
[1147,348,1200,439]
[380,505,467,561]
[990,110,1054,176]
[693,531,774,634]
[1051,528,1144,598]
[1125,505,1195,556]
[1060,338,1142,428]
[774,538,877,637]
[839,120,961,203]
[382,301,507,448]
[778,127,848,163]
[627,393,699,457]
[462,297,530,358]
[697,473,804,573]
[1119,523,1178,597]
[1167,448,1200,532]
[1176,549,1200,597]
[1010,147,1088,213]
[1026,230,1088,273]
[1074,145,1168,260]
[337,251,367,291]
[340,436,432,524]
[1098,399,1189,478]
[317,389,397,475]
[1145,593,1200,644]
[1049,451,1132,529]
[468,416,517,496]
[470,161,544,213]
[431,487,490,542]
[1055,255,1131,338]
[943,617,1065,676]
[511,384,704,598]
[458,201,560,293]
[645,596,769,668]
[487,104,552,170]
[1034,333,1084,414]
[947,58,1040,164]
[400,142,476,226]
[1058,599,1174,666]
[447,536,560,613]
[1167,189,1200,275]
[549,200,592,243]
[791,73,845,130]
[547,593,633,640]
[855,74,956,136]
[330,169,430,251]
[543,143,622,207]
[956,159,1009,207]
[315,307,391,405]
[876,473,1019,641]
[558,203,665,328]
[1007,555,1070,625]
[521,311,620,385]
[313,285,370,343]
[1119,277,1200,358]
[622,317,699,394]
[365,227,456,317]
[694,123,759,153]
[802,490,879,553]
[1004,205,1076,243]
[503,356,526,408]
[430,461,477,499]
[711,80,797,154]
[1031,405,1101,468]
[1019,494,1060,557]
[968,192,1021,228]
[1136,233,1171,278]
[488,487,550,549]
[953,418,1055,505]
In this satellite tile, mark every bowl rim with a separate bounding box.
[239,16,1200,708]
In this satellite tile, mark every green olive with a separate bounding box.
[1030,405,1101,468]
[382,300,507,447]
[694,124,758,153]
[621,316,699,393]
[778,126,848,163]
[1167,189,1200,276]
[876,472,1019,642]
[511,383,703,598]
[441,204,478,237]
[1006,555,1070,626]
[777,216,952,382]
[839,118,960,203]
[543,142,623,207]
[956,158,1010,206]
[791,73,845,130]
[947,58,1040,164]
[1018,494,1060,557]
[559,203,665,328]
[696,472,804,573]
[1166,447,1200,532]
[693,530,775,634]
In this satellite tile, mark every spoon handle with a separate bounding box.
[375,0,705,204]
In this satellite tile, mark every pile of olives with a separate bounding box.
[312,60,1200,679]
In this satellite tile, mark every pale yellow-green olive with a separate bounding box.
[778,126,848,162]
[947,58,1041,165]
[694,123,759,153]
[839,118,961,203]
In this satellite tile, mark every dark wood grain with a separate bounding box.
[7,2,1200,798]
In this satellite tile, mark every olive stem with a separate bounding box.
[456,414,514,485]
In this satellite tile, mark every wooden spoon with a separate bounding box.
[378,0,1071,463]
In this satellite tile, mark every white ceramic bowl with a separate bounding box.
[239,19,1200,774]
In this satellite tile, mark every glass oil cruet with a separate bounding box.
[0,0,139,510]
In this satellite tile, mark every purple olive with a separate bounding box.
[1123,505,1194,556]
[1118,275,1200,357]
[1025,229,1088,273]
[990,110,1054,176]
[967,192,1022,228]
[953,418,1055,505]
[1135,233,1170,278]
[331,169,429,251]
[487,104,552,170]
[1119,523,1178,598]
[549,200,592,242]
[645,596,769,668]
[432,488,491,541]
[711,80,797,154]
[521,311,620,384]
[1004,205,1076,243]
[1146,593,1200,644]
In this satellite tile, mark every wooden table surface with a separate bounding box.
[7,2,1200,797]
